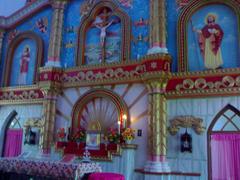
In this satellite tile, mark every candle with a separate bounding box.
[122,114,127,128]
[118,120,121,134]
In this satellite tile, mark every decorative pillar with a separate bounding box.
[0,29,5,86]
[45,0,68,67]
[148,0,168,54]
[144,79,170,172]
[40,84,61,154]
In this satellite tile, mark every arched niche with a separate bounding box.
[71,88,129,135]
[3,31,44,86]
[76,0,131,66]
[177,0,240,72]
[207,104,240,179]
[0,110,18,156]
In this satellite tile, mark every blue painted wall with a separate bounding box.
[61,0,150,67]
[1,1,239,85]
[166,1,178,72]
[0,8,52,86]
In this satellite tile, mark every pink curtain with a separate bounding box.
[211,133,240,180]
[4,129,23,157]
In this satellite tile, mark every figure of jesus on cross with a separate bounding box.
[93,8,114,62]
[95,19,113,47]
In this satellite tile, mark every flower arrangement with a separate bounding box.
[73,128,86,142]
[105,128,120,143]
[122,128,135,141]
[57,128,66,141]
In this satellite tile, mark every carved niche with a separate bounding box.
[76,0,131,65]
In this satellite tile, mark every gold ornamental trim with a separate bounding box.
[0,99,44,105]
[0,90,40,100]
[175,76,240,91]
[0,84,40,91]
[168,116,205,135]
[0,85,44,105]
[64,53,171,72]
[62,64,146,83]
[172,68,240,78]
[166,87,240,98]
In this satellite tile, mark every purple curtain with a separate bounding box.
[4,129,23,157]
[211,133,240,180]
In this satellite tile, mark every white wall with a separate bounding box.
[167,96,240,179]
[0,104,43,156]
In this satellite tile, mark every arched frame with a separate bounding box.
[207,104,240,180]
[177,0,240,72]
[0,110,18,156]
[76,0,131,66]
[3,31,44,86]
[71,88,130,135]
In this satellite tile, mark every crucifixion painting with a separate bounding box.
[85,8,121,64]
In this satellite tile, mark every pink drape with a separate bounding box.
[89,172,125,180]
[211,133,240,180]
[4,129,23,157]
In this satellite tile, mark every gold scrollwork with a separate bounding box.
[175,75,240,91]
[0,90,39,100]
[168,115,205,135]
[195,78,207,89]
[61,65,147,83]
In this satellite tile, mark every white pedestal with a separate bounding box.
[147,46,168,54]
[144,160,171,172]
[45,61,61,68]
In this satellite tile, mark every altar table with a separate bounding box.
[0,158,101,179]
[75,162,102,179]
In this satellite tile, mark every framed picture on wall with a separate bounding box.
[86,132,101,150]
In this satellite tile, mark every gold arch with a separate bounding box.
[177,0,240,72]
[71,88,129,134]
[3,31,44,86]
[76,0,131,65]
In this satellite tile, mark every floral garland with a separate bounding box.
[57,128,66,140]
[72,128,86,142]
[104,128,120,143]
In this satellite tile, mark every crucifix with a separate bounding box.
[94,8,113,62]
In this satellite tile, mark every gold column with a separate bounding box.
[148,0,167,54]
[144,78,170,172]
[46,0,68,67]
[40,85,61,153]
[147,80,167,159]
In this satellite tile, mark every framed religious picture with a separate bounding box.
[86,132,101,150]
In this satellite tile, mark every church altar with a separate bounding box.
[56,142,122,160]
